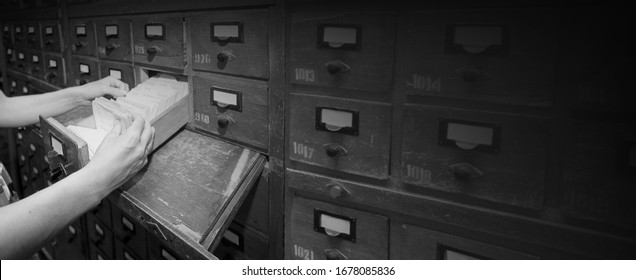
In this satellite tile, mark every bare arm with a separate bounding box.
[0,76,129,127]
[0,116,154,259]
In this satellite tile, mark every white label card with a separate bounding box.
[109,69,122,80]
[79,64,90,74]
[76,26,86,35]
[49,59,57,68]
[15,26,21,33]
[32,55,39,62]
[161,249,176,260]
[214,25,239,38]
[447,122,493,149]
[121,216,134,232]
[3,26,8,32]
[18,53,24,59]
[28,26,35,34]
[223,230,240,246]
[105,25,118,36]
[7,48,12,55]
[213,90,238,106]
[321,108,353,128]
[45,26,53,35]
[320,214,350,236]
[323,27,357,45]
[146,25,163,37]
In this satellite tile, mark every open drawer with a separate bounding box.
[39,104,267,259]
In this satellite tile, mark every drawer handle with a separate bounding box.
[324,249,347,260]
[147,46,160,55]
[105,43,119,51]
[217,115,235,129]
[74,41,86,48]
[216,50,235,63]
[455,67,490,83]
[448,162,483,181]
[327,182,350,199]
[46,72,57,81]
[325,60,350,75]
[79,79,88,85]
[324,143,348,158]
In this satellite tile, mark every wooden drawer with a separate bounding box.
[112,205,148,259]
[289,11,396,93]
[27,49,44,78]
[287,196,388,260]
[86,213,115,259]
[562,121,636,231]
[43,53,66,87]
[99,60,134,86]
[403,9,558,107]
[14,48,28,73]
[11,23,25,47]
[401,104,547,209]
[132,16,184,69]
[190,9,269,79]
[233,173,269,234]
[69,19,97,56]
[289,93,391,179]
[40,20,62,52]
[390,223,536,259]
[2,23,12,46]
[89,198,112,229]
[192,74,268,150]
[115,239,144,260]
[96,17,132,62]
[71,56,99,86]
[24,21,41,49]
[214,223,269,260]
[53,219,86,260]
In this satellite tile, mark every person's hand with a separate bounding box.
[84,114,155,195]
[76,76,130,105]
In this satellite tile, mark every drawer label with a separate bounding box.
[292,142,314,160]
[134,44,145,55]
[405,164,431,184]
[194,53,212,64]
[194,111,211,125]
[293,244,314,260]
[294,68,315,82]
[406,74,442,93]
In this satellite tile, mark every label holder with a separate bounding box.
[315,106,359,136]
[210,87,242,112]
[211,22,243,43]
[438,118,501,153]
[313,209,356,242]
[317,24,361,51]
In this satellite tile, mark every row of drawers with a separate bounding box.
[286,193,535,260]
[5,50,66,87]
[3,9,270,75]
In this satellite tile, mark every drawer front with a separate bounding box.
[214,223,269,260]
[287,196,388,260]
[12,23,26,47]
[115,240,143,260]
[89,199,112,229]
[112,205,148,259]
[43,54,66,87]
[289,93,391,179]
[562,121,636,231]
[69,19,97,56]
[96,18,132,61]
[72,57,99,86]
[390,223,536,259]
[132,16,184,69]
[100,61,134,86]
[53,219,86,260]
[40,20,62,52]
[5,47,17,71]
[27,49,44,78]
[403,9,558,107]
[87,213,114,259]
[402,104,547,209]
[289,11,396,93]
[2,23,12,46]
[233,174,269,234]
[14,48,28,73]
[24,22,41,49]
[192,75,268,150]
[190,9,269,79]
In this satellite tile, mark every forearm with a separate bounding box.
[0,167,106,259]
[0,87,85,127]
